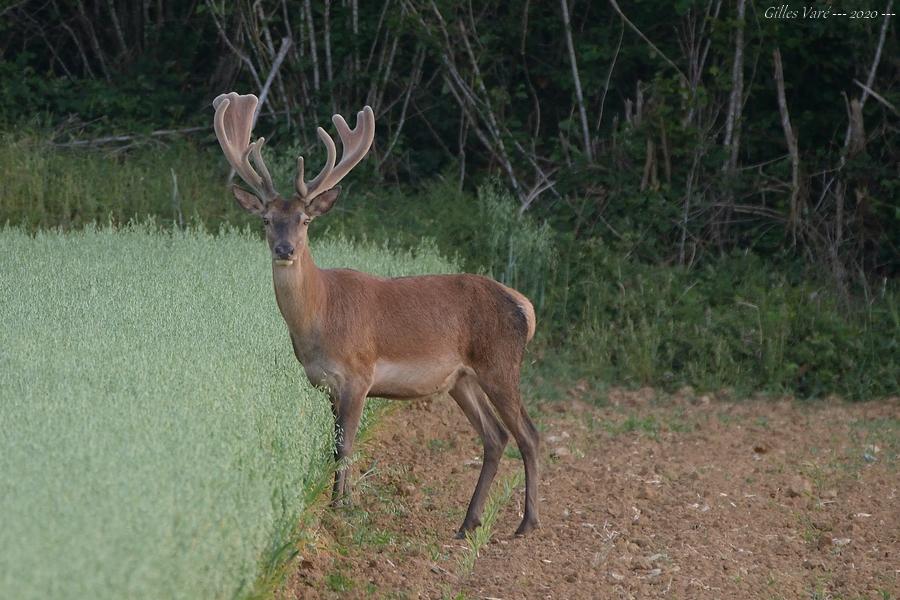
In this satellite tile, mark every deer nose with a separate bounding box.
[274,242,295,259]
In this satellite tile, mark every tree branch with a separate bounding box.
[773,48,801,241]
[723,0,746,170]
[304,0,321,92]
[608,0,688,85]
[206,0,263,91]
[560,0,593,161]
[254,37,292,125]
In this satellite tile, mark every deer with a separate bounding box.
[212,92,540,537]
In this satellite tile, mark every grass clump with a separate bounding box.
[457,471,525,576]
[0,223,454,600]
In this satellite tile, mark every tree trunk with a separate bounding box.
[560,0,593,161]
[773,48,801,243]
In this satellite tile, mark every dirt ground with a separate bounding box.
[281,388,899,599]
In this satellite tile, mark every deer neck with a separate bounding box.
[271,244,327,341]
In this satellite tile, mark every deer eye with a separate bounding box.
[302,217,311,226]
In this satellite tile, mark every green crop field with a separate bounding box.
[0,225,454,599]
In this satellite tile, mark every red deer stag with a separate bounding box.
[212,92,540,537]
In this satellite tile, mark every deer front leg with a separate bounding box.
[330,378,370,507]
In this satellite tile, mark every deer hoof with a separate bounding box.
[454,519,482,539]
[514,518,540,537]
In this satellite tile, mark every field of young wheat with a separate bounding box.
[0,225,454,599]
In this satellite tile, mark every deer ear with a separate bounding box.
[303,186,341,217]
[232,185,266,215]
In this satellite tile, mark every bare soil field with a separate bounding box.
[280,388,899,599]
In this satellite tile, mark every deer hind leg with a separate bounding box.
[477,369,541,536]
[448,372,509,538]
[330,377,371,507]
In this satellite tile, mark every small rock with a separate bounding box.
[786,477,812,498]
[648,553,666,566]
[813,520,833,532]
[636,486,656,500]
[630,556,653,571]
[401,483,416,496]
[608,571,625,582]
[551,446,572,459]
[833,538,851,547]
[817,535,833,550]
[646,568,662,578]
[821,489,837,500]
[564,572,578,583]
[632,535,651,548]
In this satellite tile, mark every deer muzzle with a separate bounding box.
[273,242,295,266]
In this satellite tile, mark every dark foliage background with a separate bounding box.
[1,0,897,398]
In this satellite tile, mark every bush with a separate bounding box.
[559,248,899,399]
[0,133,242,231]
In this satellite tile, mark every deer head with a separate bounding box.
[213,92,375,266]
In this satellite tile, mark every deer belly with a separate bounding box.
[370,359,470,399]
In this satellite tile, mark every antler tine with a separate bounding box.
[296,105,375,202]
[248,138,275,196]
[294,157,307,199]
[212,92,278,202]
[306,126,337,194]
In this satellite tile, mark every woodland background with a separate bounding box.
[1,0,897,398]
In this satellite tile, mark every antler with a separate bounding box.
[295,106,375,201]
[212,92,278,202]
